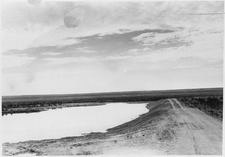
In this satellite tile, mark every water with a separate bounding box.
[2,103,148,143]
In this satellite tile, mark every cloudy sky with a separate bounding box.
[1,0,224,96]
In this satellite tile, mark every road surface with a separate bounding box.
[167,98,222,155]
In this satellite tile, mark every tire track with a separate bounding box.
[172,99,222,154]
[173,99,184,110]
[167,99,175,109]
[168,99,180,109]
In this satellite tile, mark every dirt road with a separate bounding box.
[167,98,222,154]
[2,99,222,155]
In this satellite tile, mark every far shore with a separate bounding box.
[2,102,106,115]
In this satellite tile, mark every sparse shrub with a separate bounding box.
[77,151,92,155]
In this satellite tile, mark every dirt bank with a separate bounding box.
[2,99,222,155]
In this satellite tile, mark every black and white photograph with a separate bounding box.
[1,0,224,155]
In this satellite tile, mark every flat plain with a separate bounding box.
[2,88,223,155]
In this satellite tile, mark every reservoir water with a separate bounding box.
[2,103,148,143]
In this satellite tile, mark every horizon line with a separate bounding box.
[2,87,223,97]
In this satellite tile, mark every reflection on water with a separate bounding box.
[2,103,148,143]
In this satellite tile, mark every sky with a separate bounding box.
[1,0,224,96]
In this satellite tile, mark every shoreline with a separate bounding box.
[2,99,222,155]
[2,102,106,115]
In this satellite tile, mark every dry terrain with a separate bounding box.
[3,88,222,115]
[2,98,222,155]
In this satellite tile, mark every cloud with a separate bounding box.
[4,23,223,67]
[5,28,177,61]
[27,0,42,5]
[1,1,223,95]
[2,55,35,69]
[20,1,223,50]
[132,27,193,50]
[5,46,57,58]
[76,47,96,53]
[41,52,62,56]
[2,1,223,32]
[31,37,82,47]
[1,1,75,29]
[44,57,94,65]
[3,54,222,96]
